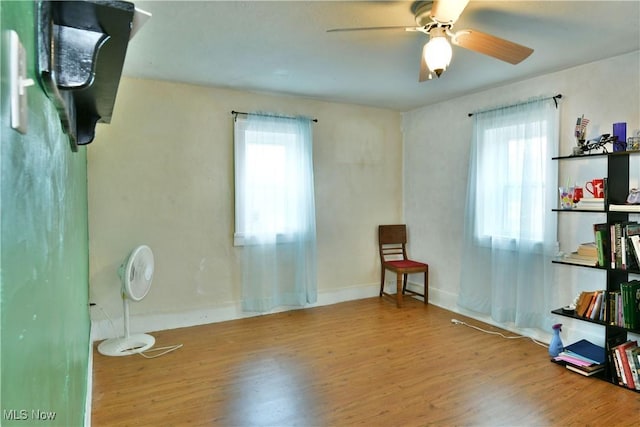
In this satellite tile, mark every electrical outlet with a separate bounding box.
[7,30,35,134]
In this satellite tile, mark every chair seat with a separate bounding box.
[384,260,427,270]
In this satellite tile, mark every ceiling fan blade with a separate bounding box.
[431,0,470,24]
[327,25,414,33]
[452,29,534,64]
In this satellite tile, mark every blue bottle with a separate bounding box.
[549,323,564,357]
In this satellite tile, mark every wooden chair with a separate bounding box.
[378,224,428,308]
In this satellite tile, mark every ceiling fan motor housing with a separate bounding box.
[414,1,434,27]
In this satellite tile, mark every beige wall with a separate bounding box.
[89,78,402,339]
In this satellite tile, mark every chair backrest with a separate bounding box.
[378,224,408,262]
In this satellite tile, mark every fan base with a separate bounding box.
[97,333,155,357]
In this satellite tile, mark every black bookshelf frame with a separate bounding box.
[552,150,640,392]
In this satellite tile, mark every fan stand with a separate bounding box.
[97,297,155,357]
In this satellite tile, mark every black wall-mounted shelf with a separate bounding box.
[37,0,135,151]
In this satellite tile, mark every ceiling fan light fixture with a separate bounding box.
[423,32,452,77]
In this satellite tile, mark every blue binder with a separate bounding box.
[564,339,606,365]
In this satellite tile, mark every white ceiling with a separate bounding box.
[122,1,640,112]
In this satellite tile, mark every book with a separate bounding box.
[614,222,623,269]
[577,242,598,257]
[609,221,640,269]
[607,333,629,383]
[566,364,605,376]
[562,252,598,266]
[631,347,640,390]
[576,197,605,210]
[593,223,609,267]
[625,223,640,270]
[564,339,606,365]
[609,204,640,212]
[620,281,640,329]
[575,291,595,317]
[612,340,638,388]
[576,197,604,211]
[554,351,602,367]
[611,224,617,268]
[608,291,619,326]
[575,204,604,211]
[579,197,605,204]
[630,235,640,268]
[626,344,640,390]
[585,292,599,318]
[589,291,604,320]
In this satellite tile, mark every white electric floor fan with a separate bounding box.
[98,245,156,356]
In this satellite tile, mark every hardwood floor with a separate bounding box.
[92,298,640,426]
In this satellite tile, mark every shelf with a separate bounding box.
[552,260,603,269]
[553,207,640,213]
[551,309,640,335]
[552,208,605,213]
[36,0,136,151]
[551,308,608,326]
[553,150,640,160]
[552,259,640,275]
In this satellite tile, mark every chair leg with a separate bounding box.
[423,268,429,305]
[380,266,385,297]
[396,271,403,308]
[402,274,408,294]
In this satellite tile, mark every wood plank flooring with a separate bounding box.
[92,298,640,426]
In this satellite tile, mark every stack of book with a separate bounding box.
[608,281,640,329]
[607,221,640,270]
[562,242,598,266]
[574,290,606,321]
[575,197,604,210]
[553,339,606,376]
[608,339,640,390]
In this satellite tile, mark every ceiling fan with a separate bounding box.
[327,0,534,81]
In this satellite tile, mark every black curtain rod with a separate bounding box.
[231,110,318,123]
[467,94,562,117]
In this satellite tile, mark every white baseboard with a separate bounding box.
[93,277,602,348]
[91,282,380,342]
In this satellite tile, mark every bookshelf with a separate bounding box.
[552,150,640,392]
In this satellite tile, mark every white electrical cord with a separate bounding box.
[91,302,183,358]
[139,344,183,359]
[451,318,548,348]
[95,303,118,335]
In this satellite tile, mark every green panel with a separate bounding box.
[1,1,90,426]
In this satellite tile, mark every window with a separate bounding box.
[458,97,559,329]
[233,114,315,246]
[468,103,557,247]
[475,125,548,243]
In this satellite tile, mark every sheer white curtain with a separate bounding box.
[458,97,559,329]
[234,114,317,312]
